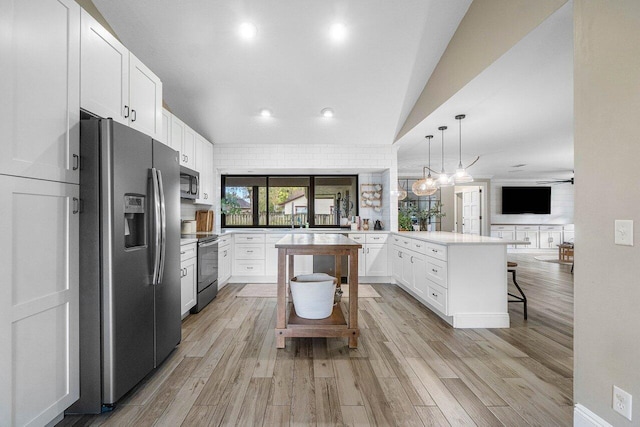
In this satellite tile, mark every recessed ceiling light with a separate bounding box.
[239,22,257,40]
[321,108,334,118]
[260,109,272,117]
[329,23,347,42]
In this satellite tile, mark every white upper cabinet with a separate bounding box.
[170,115,186,157]
[80,9,129,126]
[195,134,213,204]
[128,53,162,140]
[0,0,80,184]
[161,108,172,146]
[181,125,196,169]
[80,10,162,140]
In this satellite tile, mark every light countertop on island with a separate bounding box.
[393,231,528,246]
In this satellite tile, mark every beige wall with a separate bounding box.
[396,0,567,141]
[574,0,640,424]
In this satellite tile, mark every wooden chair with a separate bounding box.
[507,261,527,319]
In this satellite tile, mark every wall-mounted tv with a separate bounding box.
[502,186,551,214]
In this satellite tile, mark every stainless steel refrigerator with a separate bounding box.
[69,118,181,413]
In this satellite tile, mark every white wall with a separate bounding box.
[574,1,640,425]
[490,179,574,224]
[212,143,396,231]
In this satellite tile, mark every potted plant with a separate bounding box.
[398,204,416,231]
[423,201,445,231]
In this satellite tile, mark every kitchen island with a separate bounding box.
[274,233,361,348]
[390,231,526,328]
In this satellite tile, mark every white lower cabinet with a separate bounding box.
[348,234,389,277]
[539,226,563,249]
[218,236,232,288]
[490,225,516,249]
[516,227,539,249]
[180,242,197,317]
[233,234,266,277]
[0,175,79,426]
[392,237,448,316]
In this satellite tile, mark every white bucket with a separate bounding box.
[290,273,337,319]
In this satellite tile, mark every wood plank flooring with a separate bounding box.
[58,253,574,426]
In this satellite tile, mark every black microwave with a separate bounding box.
[180,166,199,200]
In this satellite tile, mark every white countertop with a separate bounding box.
[393,231,528,246]
[220,228,388,235]
[180,238,198,245]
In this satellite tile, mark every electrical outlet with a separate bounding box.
[615,220,634,246]
[613,385,632,421]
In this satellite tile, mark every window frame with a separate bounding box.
[221,174,359,229]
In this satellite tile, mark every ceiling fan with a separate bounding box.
[537,173,574,185]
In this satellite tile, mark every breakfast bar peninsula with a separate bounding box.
[390,231,527,328]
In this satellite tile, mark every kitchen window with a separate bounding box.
[221,175,358,228]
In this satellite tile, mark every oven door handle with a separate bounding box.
[199,240,219,248]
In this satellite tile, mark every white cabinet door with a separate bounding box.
[180,257,197,317]
[401,251,413,286]
[365,244,388,276]
[80,8,129,126]
[357,247,366,276]
[195,135,213,204]
[171,116,186,162]
[128,53,162,140]
[0,0,80,184]
[391,247,403,282]
[161,108,172,146]
[516,231,539,249]
[411,253,428,297]
[0,176,79,427]
[219,244,232,285]
[540,231,563,249]
[181,126,196,169]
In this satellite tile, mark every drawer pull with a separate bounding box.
[432,269,438,273]
[415,244,421,248]
[432,293,438,298]
[247,266,254,270]
[410,256,414,264]
[432,249,438,253]
[246,250,254,253]
[180,251,186,255]
[398,252,402,258]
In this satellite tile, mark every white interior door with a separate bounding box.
[462,186,481,235]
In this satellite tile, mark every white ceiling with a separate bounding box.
[396,2,574,181]
[94,0,471,147]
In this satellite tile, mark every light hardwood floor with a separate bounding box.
[59,253,574,426]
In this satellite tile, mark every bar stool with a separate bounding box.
[507,261,527,319]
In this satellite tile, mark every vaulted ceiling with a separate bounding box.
[94,1,573,180]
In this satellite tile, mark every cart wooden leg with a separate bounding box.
[335,254,342,290]
[288,254,295,298]
[276,249,287,348]
[348,248,359,348]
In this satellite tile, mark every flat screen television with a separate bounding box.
[502,186,551,214]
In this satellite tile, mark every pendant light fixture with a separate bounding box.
[397,181,407,200]
[437,126,453,187]
[453,114,474,183]
[412,135,438,196]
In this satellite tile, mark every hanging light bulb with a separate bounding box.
[412,135,438,196]
[453,114,474,184]
[437,126,453,187]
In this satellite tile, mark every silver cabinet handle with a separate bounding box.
[247,250,253,253]
[410,256,414,264]
[72,154,80,170]
[131,109,137,122]
[72,197,79,214]
[185,155,188,162]
[180,251,186,255]
[247,266,254,270]
[416,244,421,248]
[124,105,129,118]
[432,268,438,273]
[432,293,438,298]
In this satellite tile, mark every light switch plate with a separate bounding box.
[615,220,634,246]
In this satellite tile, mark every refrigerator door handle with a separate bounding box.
[157,169,167,284]
[151,168,161,285]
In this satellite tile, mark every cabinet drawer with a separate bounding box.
[411,240,426,253]
[348,234,365,243]
[424,242,447,261]
[366,234,388,244]
[235,234,265,243]
[234,260,265,275]
[266,233,287,243]
[218,235,232,245]
[235,244,264,259]
[425,282,447,315]
[180,243,197,261]
[515,226,539,231]
[491,225,515,231]
[426,258,447,288]
[540,225,563,231]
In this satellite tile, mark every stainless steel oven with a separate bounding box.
[191,235,218,313]
[180,166,199,200]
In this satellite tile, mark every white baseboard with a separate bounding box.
[453,313,510,328]
[574,404,613,427]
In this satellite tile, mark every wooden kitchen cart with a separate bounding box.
[274,234,362,349]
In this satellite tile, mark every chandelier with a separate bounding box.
[424,114,480,186]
